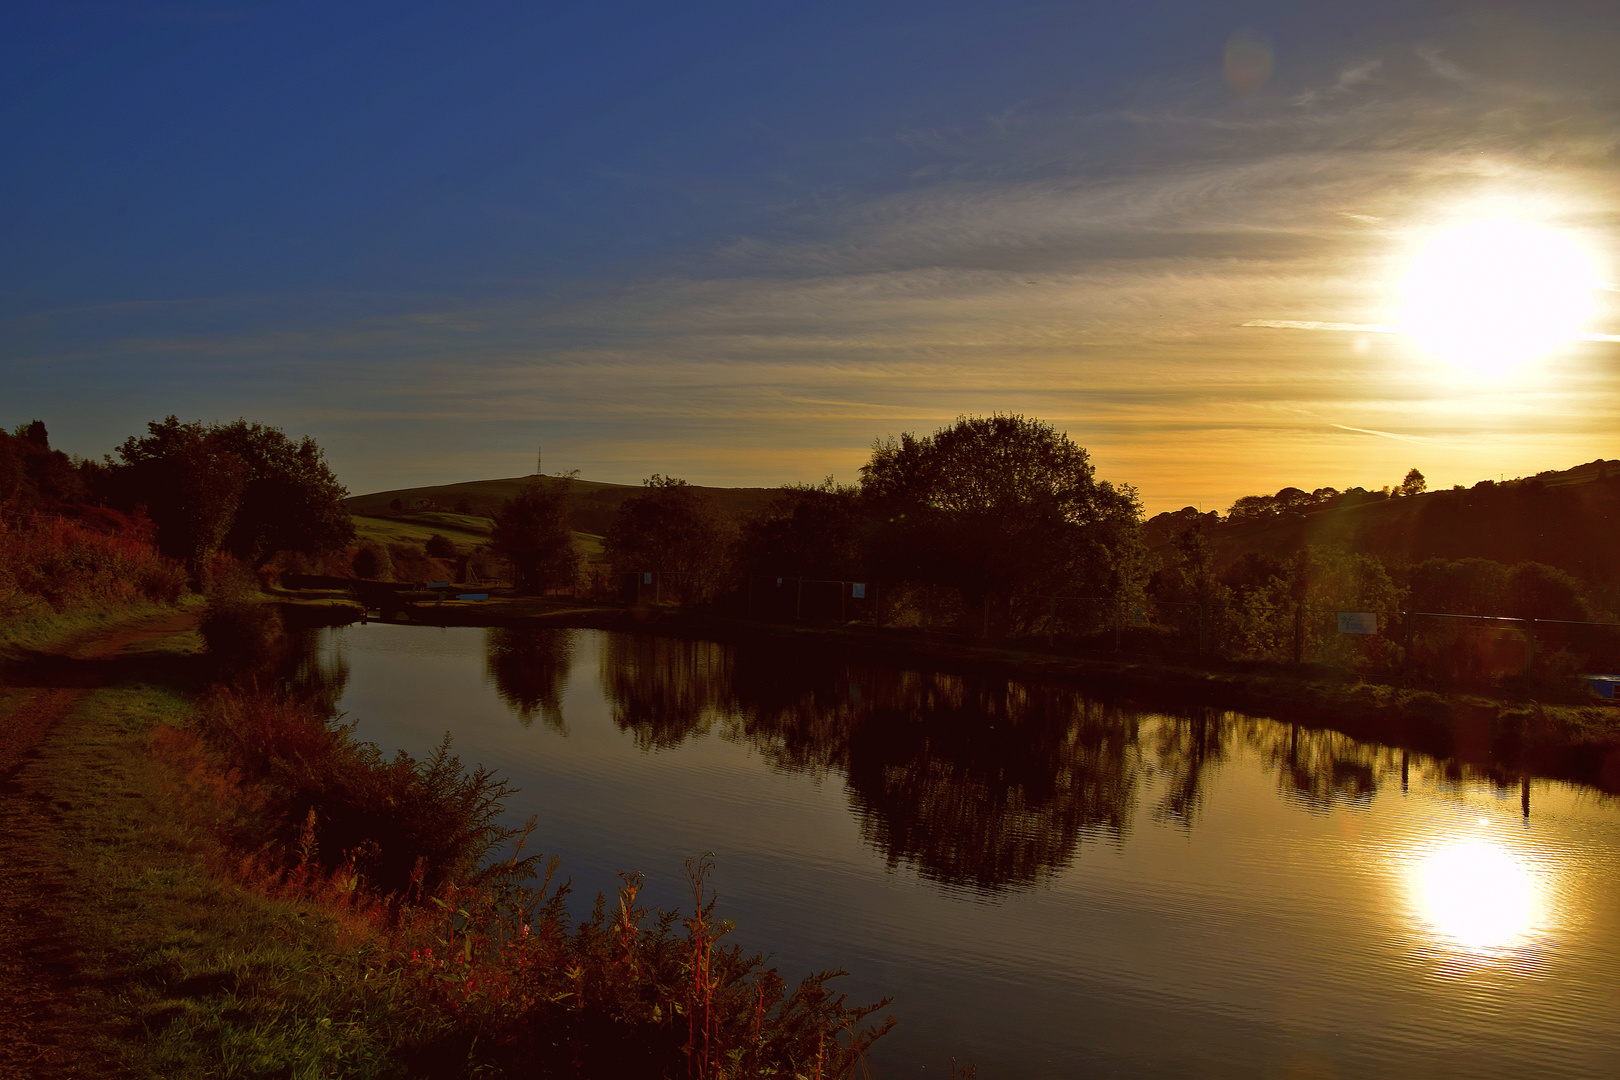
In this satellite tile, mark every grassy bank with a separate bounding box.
[1,629,415,1077]
[2,611,896,1078]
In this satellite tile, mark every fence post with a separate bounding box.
[1403,611,1415,684]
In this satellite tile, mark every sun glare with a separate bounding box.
[1412,834,1542,953]
[1398,218,1602,376]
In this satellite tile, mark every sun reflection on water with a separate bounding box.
[1408,824,1547,958]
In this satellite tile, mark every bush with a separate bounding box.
[0,512,187,616]
[352,541,392,580]
[425,533,458,559]
[198,599,285,679]
[195,689,520,898]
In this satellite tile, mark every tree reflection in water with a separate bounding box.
[594,633,1143,894]
[278,629,351,718]
[598,634,735,749]
[1150,708,1228,828]
[844,679,1141,893]
[1256,722,1391,810]
[486,627,576,732]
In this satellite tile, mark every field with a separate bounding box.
[344,475,780,538]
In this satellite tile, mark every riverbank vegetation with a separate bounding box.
[3,604,896,1076]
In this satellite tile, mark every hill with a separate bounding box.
[344,476,782,541]
[1145,458,1620,602]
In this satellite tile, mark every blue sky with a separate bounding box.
[4,1,1618,512]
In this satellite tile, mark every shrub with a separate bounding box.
[352,541,392,580]
[199,598,285,679]
[0,512,186,615]
[425,533,458,560]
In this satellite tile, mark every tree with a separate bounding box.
[490,478,579,594]
[424,533,458,559]
[1400,468,1427,497]
[860,414,1142,609]
[605,476,730,601]
[112,418,353,569]
[738,478,867,580]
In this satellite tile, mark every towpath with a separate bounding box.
[0,610,199,1079]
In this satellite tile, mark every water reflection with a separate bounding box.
[486,628,576,732]
[599,635,733,749]
[460,629,1589,912]
[281,629,351,716]
[1260,724,1387,810]
[1150,709,1227,827]
[591,636,1141,892]
[845,682,1139,892]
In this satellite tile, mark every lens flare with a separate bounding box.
[1398,218,1601,376]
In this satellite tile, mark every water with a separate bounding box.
[309,622,1620,1078]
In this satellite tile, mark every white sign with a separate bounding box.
[852,582,866,599]
[1337,611,1377,635]
[1129,605,1149,628]
[643,572,653,584]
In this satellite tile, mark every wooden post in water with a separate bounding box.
[1521,774,1531,819]
[1401,751,1408,794]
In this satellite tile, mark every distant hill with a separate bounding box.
[344,476,782,539]
[1145,458,1620,597]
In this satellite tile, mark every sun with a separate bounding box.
[1398,218,1602,376]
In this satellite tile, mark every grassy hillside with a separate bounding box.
[1146,458,1620,599]
[345,475,781,538]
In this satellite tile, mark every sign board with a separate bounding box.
[1337,611,1377,635]
[852,583,866,599]
[643,572,653,584]
[457,593,488,601]
[1129,605,1149,628]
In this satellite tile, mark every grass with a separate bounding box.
[5,657,419,1077]
[350,515,607,564]
[0,598,196,662]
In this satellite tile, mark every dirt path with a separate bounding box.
[0,610,200,1079]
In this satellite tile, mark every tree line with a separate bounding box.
[492,414,1149,617]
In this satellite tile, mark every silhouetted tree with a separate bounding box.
[112,417,352,569]
[490,477,579,594]
[738,478,867,580]
[0,422,90,511]
[605,475,731,601]
[1400,468,1427,497]
[860,414,1143,612]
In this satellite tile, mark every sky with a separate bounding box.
[3,0,1619,515]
